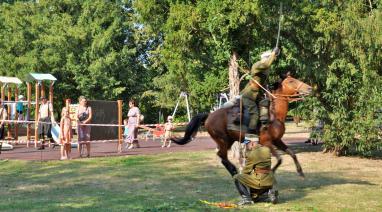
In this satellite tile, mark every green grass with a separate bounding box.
[1,149,382,211]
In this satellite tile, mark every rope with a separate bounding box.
[2,100,37,105]
[0,119,188,128]
[238,66,277,99]
[4,139,121,144]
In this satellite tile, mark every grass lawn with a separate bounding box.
[1,148,382,211]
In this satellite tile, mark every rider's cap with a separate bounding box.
[243,139,251,145]
[261,50,272,59]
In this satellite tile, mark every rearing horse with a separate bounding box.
[172,76,312,177]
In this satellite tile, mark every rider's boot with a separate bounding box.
[259,98,270,124]
[234,179,254,206]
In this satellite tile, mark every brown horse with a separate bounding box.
[171,76,312,178]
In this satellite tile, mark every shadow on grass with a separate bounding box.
[286,142,382,160]
[276,170,375,203]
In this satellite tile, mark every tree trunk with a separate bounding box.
[228,51,240,100]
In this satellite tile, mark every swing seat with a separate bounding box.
[153,125,165,138]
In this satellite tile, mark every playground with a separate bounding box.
[1,1,382,211]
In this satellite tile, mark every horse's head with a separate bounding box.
[280,76,312,96]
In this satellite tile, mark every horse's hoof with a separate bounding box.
[298,172,305,179]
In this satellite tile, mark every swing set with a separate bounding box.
[143,92,191,141]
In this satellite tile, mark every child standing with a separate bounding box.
[60,108,72,160]
[123,118,130,149]
[162,116,174,148]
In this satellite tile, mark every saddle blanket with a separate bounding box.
[226,103,250,133]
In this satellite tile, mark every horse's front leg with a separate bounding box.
[270,146,282,173]
[273,139,305,178]
[285,148,305,178]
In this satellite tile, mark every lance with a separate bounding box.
[275,2,283,48]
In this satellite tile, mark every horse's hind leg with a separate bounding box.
[211,136,237,177]
[218,146,238,177]
[274,139,305,178]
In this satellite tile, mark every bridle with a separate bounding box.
[272,80,307,102]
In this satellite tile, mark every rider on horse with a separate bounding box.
[233,48,280,205]
[241,47,280,142]
[233,139,278,205]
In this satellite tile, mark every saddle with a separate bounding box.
[226,101,250,133]
[226,97,270,134]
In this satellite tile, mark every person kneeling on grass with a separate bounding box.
[60,108,72,160]
[233,139,278,206]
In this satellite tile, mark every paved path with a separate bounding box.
[0,135,309,161]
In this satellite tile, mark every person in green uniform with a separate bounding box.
[233,139,278,205]
[240,47,280,141]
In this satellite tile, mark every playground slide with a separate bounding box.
[1,142,13,150]
[51,124,60,143]
[51,124,78,148]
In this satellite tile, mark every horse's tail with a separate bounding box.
[171,113,209,145]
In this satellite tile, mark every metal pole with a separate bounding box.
[185,94,191,122]
[172,96,181,118]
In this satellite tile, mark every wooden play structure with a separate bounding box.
[0,76,23,142]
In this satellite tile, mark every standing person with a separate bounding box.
[162,116,174,148]
[233,139,278,205]
[123,118,130,148]
[60,108,72,160]
[76,96,92,157]
[240,47,280,142]
[126,99,140,149]
[16,95,24,121]
[0,99,7,140]
[37,96,55,150]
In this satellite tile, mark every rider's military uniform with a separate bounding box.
[234,144,274,199]
[240,51,277,133]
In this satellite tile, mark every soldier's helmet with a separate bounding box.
[261,50,272,60]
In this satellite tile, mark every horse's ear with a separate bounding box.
[269,81,281,90]
[280,71,291,80]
